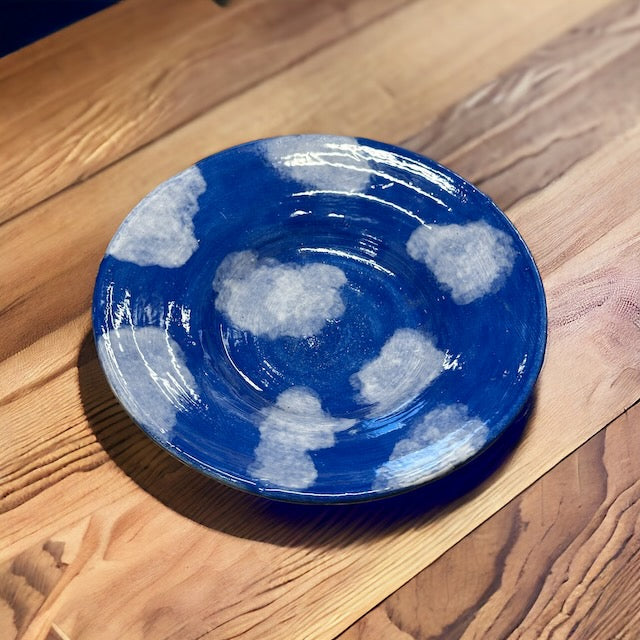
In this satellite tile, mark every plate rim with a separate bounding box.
[92,133,548,504]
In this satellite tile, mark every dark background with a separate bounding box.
[1,1,119,57]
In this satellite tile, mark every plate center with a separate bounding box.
[204,233,442,419]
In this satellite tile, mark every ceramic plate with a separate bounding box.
[93,135,546,503]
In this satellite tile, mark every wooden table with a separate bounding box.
[2,1,640,638]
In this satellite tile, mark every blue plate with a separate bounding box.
[93,135,546,503]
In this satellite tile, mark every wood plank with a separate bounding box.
[0,0,622,362]
[3,106,638,514]
[3,2,638,638]
[408,0,640,212]
[0,0,411,223]
[2,119,639,640]
[339,401,640,640]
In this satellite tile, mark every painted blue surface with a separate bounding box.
[93,135,547,503]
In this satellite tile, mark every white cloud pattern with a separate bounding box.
[108,165,206,268]
[351,328,445,417]
[407,220,516,304]
[249,387,355,489]
[260,135,372,193]
[373,404,489,491]
[213,250,347,339]
[97,326,200,438]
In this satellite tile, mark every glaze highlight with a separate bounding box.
[97,326,199,438]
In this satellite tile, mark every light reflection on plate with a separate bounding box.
[92,135,546,503]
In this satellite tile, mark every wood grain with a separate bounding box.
[2,121,639,640]
[339,401,640,640]
[0,0,621,362]
[0,542,68,639]
[2,0,639,639]
[0,0,411,222]
[4,0,637,514]
[408,0,640,212]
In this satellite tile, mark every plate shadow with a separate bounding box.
[78,331,537,549]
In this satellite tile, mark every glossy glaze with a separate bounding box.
[93,135,547,503]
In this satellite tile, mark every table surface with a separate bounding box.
[1,1,640,638]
